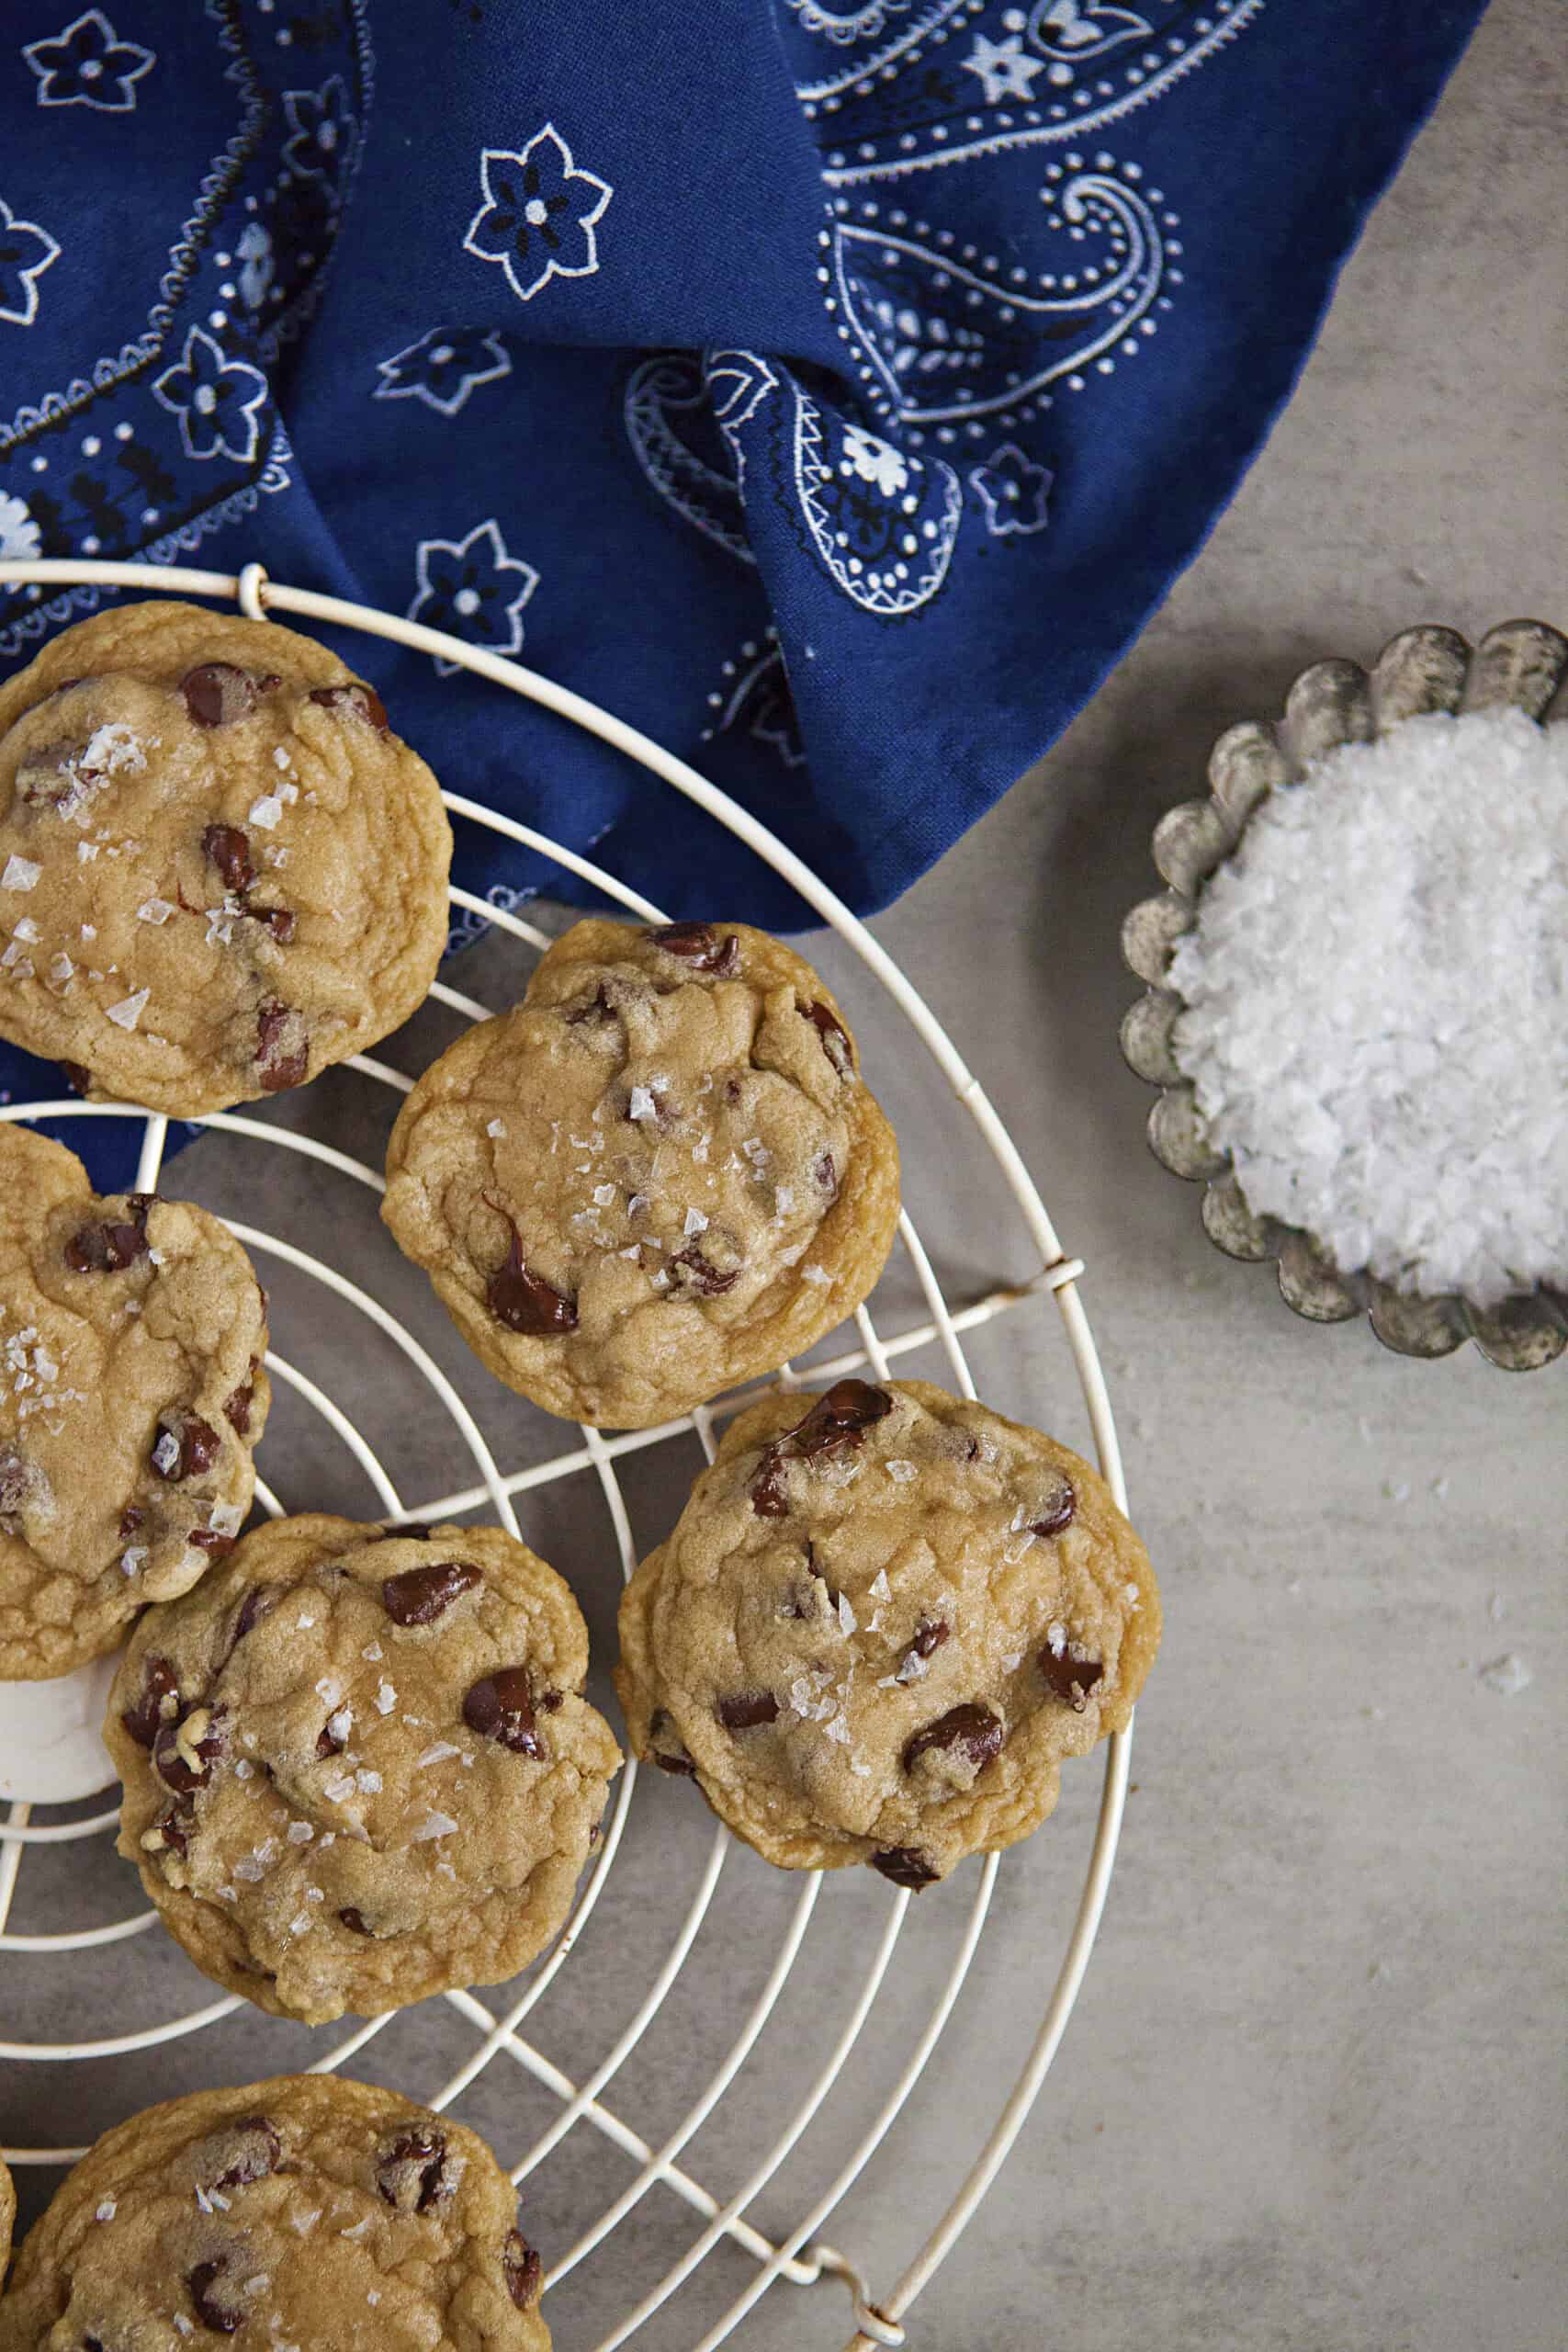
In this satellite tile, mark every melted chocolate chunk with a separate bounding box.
[64,1194,151,1273]
[315,1715,347,1759]
[903,1702,1004,1776]
[463,1667,544,1758]
[646,922,740,975]
[338,1905,374,1934]
[255,1000,308,1092]
[210,2115,280,2190]
[186,2256,243,2334]
[377,2128,453,2213]
[870,1847,940,1891]
[1038,1647,1104,1713]
[908,1618,950,1663]
[202,822,255,894]
[246,901,296,943]
[1029,1482,1077,1540]
[812,1149,838,1198]
[188,1528,238,1557]
[152,1413,220,1481]
[156,1797,194,1858]
[503,2227,544,2310]
[181,662,257,729]
[120,1654,180,1747]
[670,1244,740,1297]
[749,1379,894,1515]
[381,1559,481,1626]
[801,999,853,1076]
[118,1503,145,1538]
[223,1365,258,1435]
[60,1059,93,1095]
[153,1706,225,1795]
[649,1709,698,1776]
[309,680,389,732]
[483,1197,578,1336]
[378,1521,432,1542]
[227,1585,275,1652]
[716,1690,780,1731]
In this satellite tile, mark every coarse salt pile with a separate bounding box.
[1168,706,1568,1307]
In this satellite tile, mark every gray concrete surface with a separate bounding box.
[4,4,1564,2346]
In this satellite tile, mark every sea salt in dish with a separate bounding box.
[1168,707,1568,1308]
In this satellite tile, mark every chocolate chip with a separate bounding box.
[246,901,296,943]
[0,1444,30,1521]
[228,1586,275,1651]
[539,1688,563,1712]
[202,822,255,894]
[153,1706,225,1794]
[118,1503,145,1537]
[156,1798,194,1858]
[64,1197,151,1272]
[483,1197,578,1336]
[670,1244,740,1297]
[60,1059,93,1094]
[181,662,257,729]
[1038,1647,1103,1713]
[188,1529,237,1557]
[462,1667,544,1757]
[716,1690,780,1730]
[904,1702,1003,1775]
[338,1905,374,1934]
[120,1654,180,1747]
[812,1149,838,1198]
[186,2256,243,2334]
[908,1618,950,1663]
[647,922,740,975]
[378,1521,432,1542]
[1029,1482,1077,1540]
[801,999,853,1076]
[377,2128,453,2213]
[749,1379,894,1515]
[210,2115,280,2190]
[255,999,308,1092]
[152,1413,220,1481]
[870,1847,940,1890]
[315,1716,346,1759]
[310,680,389,732]
[381,1559,481,1626]
[649,1709,697,1776]
[503,2227,543,2310]
[223,1369,257,1435]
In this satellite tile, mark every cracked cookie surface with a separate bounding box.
[0,2073,549,2350]
[381,917,900,1428]
[0,600,451,1114]
[615,1378,1159,1883]
[0,1125,269,1680]
[106,1514,621,2023]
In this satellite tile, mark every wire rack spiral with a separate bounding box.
[0,555,1134,2351]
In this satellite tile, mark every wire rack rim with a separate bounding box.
[0,554,1133,2352]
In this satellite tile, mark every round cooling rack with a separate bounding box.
[0,556,1134,2352]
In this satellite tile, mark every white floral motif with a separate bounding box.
[792,381,962,617]
[1033,1,1154,63]
[463,126,612,305]
[407,519,538,676]
[0,198,60,327]
[23,9,154,111]
[236,222,274,311]
[970,443,1053,536]
[961,31,1046,104]
[0,492,41,561]
[281,77,355,182]
[841,424,908,498]
[375,327,512,417]
[152,326,270,463]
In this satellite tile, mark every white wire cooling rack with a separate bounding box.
[0,555,1134,2351]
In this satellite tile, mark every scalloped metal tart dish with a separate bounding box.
[1120,619,1568,1372]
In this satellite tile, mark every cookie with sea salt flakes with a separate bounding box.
[105,1513,621,2024]
[615,1378,1159,1884]
[380,915,901,1428]
[0,599,451,1115]
[0,2074,549,2351]
[0,1123,269,1680]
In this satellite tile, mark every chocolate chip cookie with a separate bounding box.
[0,1124,269,1680]
[615,1378,1159,1884]
[106,1513,621,2023]
[381,918,901,1428]
[0,2074,548,2350]
[0,599,451,1114]
[0,2153,13,2288]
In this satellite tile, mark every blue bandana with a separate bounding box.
[0,0,1485,1186]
